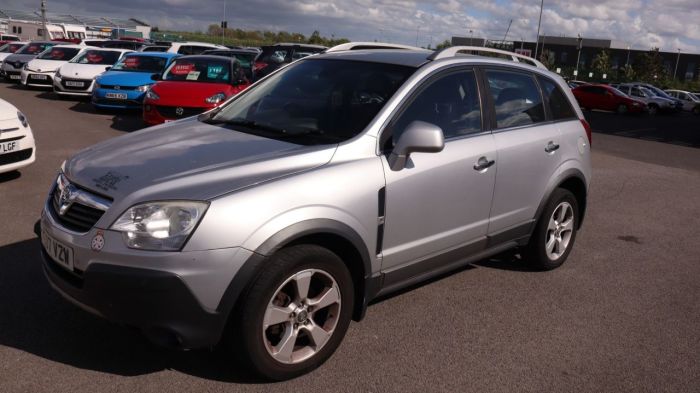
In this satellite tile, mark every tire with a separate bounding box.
[229,244,354,381]
[616,104,628,114]
[523,188,579,270]
[648,104,658,116]
[693,106,700,116]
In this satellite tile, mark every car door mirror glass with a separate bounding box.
[388,120,444,171]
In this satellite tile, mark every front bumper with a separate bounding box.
[0,120,36,174]
[40,201,254,349]
[21,69,55,88]
[53,76,94,96]
[92,88,145,109]
[143,101,213,125]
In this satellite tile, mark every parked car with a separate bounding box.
[254,43,327,79]
[92,52,180,109]
[53,48,133,96]
[0,34,20,43]
[629,82,683,111]
[567,80,589,89]
[20,44,88,88]
[201,48,257,80]
[0,41,27,66]
[665,89,700,115]
[140,45,171,53]
[166,41,227,55]
[1,41,61,82]
[0,98,35,174]
[86,40,146,51]
[616,84,676,115]
[143,55,251,125]
[40,45,591,380]
[572,84,646,114]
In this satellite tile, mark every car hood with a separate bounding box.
[59,63,111,79]
[0,98,19,120]
[26,58,67,72]
[150,81,235,106]
[0,53,15,61]
[2,53,37,66]
[96,70,155,87]
[64,117,337,205]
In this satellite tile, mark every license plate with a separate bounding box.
[9,74,20,79]
[105,92,127,99]
[41,230,75,271]
[65,81,84,87]
[31,74,48,80]
[0,140,18,155]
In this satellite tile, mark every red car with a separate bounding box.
[572,84,646,114]
[143,55,251,125]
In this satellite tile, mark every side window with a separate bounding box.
[177,46,191,55]
[390,70,482,143]
[538,77,576,120]
[631,87,643,97]
[189,46,210,55]
[485,69,545,129]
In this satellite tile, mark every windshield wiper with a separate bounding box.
[206,117,325,136]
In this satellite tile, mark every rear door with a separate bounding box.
[483,68,563,236]
[380,67,496,280]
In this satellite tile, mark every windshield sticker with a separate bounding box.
[86,52,104,64]
[171,62,194,75]
[186,71,201,80]
[93,171,129,192]
[207,65,224,78]
[124,57,140,68]
[49,49,65,60]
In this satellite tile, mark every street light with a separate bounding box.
[534,0,544,59]
[575,34,583,78]
[673,48,681,81]
[415,26,420,47]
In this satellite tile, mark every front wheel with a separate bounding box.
[524,188,579,270]
[229,245,354,381]
[617,104,628,114]
[648,104,658,116]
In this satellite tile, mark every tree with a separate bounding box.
[592,49,611,78]
[308,30,323,45]
[634,48,666,83]
[207,24,221,36]
[436,39,451,50]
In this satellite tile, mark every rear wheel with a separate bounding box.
[648,104,659,115]
[524,188,579,270]
[229,245,354,381]
[617,104,628,114]
[693,106,700,115]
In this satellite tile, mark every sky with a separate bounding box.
[5,0,700,53]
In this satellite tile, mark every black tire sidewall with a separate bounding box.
[526,188,579,270]
[233,245,354,381]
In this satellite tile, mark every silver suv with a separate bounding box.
[40,45,591,380]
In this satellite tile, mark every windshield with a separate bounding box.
[17,43,56,55]
[203,51,256,68]
[38,46,81,61]
[644,85,673,99]
[71,50,123,65]
[639,87,657,97]
[163,58,232,83]
[209,59,415,145]
[611,87,628,98]
[111,55,169,72]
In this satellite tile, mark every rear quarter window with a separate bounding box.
[538,76,577,120]
[485,69,545,129]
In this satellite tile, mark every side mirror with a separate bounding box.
[388,121,444,171]
[151,73,160,81]
[104,66,111,71]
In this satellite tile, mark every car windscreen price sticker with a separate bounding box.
[124,57,140,69]
[186,71,201,80]
[207,65,225,79]
[171,62,195,75]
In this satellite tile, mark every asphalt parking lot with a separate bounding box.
[0,83,699,392]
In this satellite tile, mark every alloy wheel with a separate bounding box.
[545,201,575,260]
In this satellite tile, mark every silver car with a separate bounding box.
[40,45,591,380]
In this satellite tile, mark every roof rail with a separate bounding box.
[428,46,547,69]
[326,42,425,53]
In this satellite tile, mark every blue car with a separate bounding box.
[92,52,179,109]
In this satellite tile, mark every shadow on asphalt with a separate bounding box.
[586,110,700,148]
[0,237,265,383]
[0,170,21,184]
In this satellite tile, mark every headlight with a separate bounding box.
[23,63,29,70]
[17,111,29,128]
[136,84,151,92]
[94,81,101,89]
[111,201,208,251]
[146,90,160,100]
[55,69,62,78]
[205,92,226,104]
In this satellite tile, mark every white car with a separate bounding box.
[0,41,27,65]
[665,89,700,114]
[0,98,35,174]
[21,45,93,88]
[53,48,133,96]
[166,41,227,55]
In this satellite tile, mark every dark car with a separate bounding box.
[254,43,326,80]
[572,84,646,114]
[201,49,258,80]
[86,40,147,51]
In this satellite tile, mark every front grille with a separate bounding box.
[0,148,32,166]
[27,74,53,85]
[60,78,92,91]
[49,184,108,232]
[93,97,142,106]
[155,105,205,118]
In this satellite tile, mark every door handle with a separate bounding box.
[545,141,560,153]
[473,157,495,171]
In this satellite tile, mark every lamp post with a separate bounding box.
[673,48,681,81]
[534,0,544,59]
[221,0,227,45]
[575,34,582,78]
[415,26,420,47]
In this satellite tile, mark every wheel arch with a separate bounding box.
[535,168,588,230]
[217,219,374,324]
